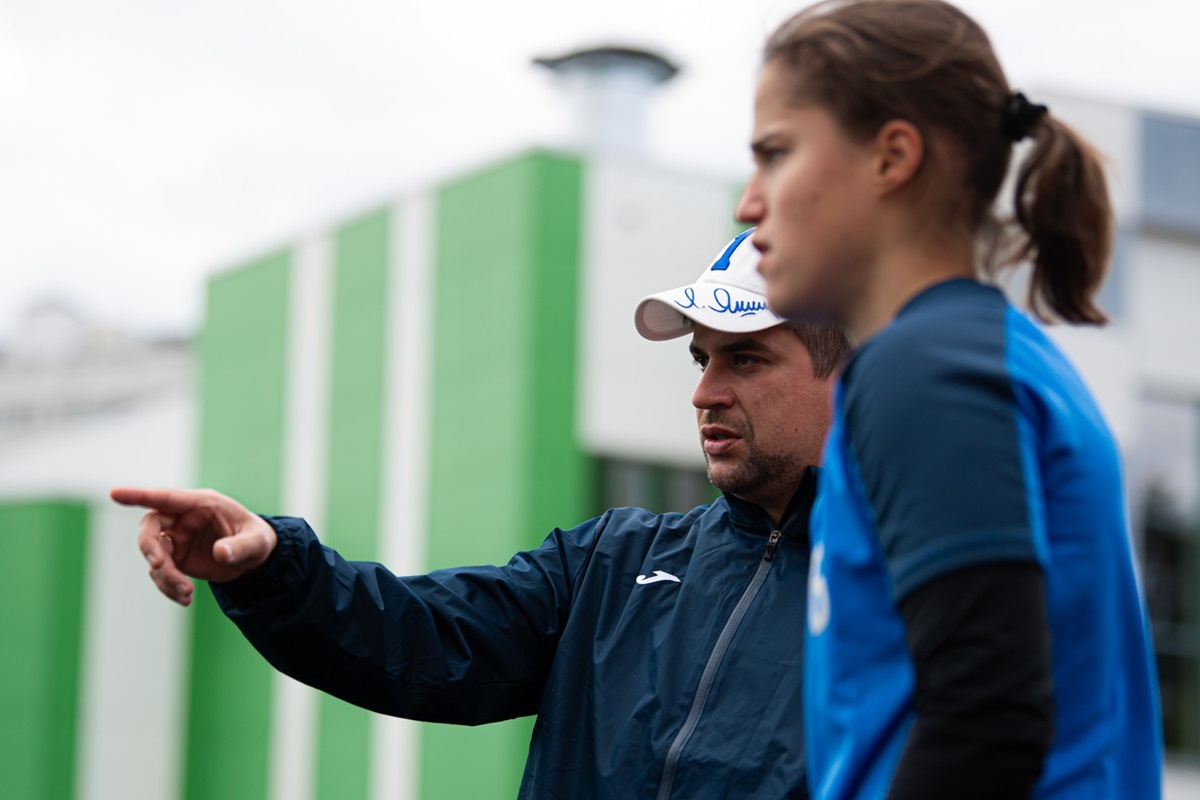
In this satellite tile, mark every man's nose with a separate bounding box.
[692,367,734,410]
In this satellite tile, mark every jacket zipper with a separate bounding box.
[655,529,783,800]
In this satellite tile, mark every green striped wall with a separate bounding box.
[422,151,593,798]
[190,251,292,800]
[186,150,594,800]
[316,208,392,800]
[0,500,88,800]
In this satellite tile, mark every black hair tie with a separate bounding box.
[1002,91,1049,142]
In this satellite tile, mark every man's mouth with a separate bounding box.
[701,424,742,456]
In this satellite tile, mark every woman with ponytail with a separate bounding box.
[736,1,1163,797]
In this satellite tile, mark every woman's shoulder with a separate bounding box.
[847,281,1010,396]
[868,279,1008,355]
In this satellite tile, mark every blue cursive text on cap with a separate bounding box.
[676,287,773,318]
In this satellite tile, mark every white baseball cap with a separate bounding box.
[634,229,783,341]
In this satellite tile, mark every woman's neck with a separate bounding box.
[842,233,977,344]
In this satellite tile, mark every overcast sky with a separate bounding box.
[2,0,1197,340]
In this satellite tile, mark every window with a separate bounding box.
[595,458,717,516]
[1136,397,1200,754]
[1141,113,1200,237]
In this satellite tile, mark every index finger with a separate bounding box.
[111,486,208,514]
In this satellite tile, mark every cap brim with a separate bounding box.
[634,284,784,341]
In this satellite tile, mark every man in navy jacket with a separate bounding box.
[116,231,848,798]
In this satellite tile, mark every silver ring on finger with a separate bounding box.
[159,531,175,546]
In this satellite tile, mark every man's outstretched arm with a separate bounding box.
[114,485,598,724]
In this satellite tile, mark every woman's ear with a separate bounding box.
[873,119,924,194]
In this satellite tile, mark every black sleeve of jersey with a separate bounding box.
[887,563,1054,800]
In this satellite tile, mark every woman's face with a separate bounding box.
[736,59,881,323]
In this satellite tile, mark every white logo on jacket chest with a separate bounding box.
[636,570,681,585]
[808,543,830,635]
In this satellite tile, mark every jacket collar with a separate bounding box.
[722,466,818,542]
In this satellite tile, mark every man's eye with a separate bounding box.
[733,354,760,367]
[691,357,708,371]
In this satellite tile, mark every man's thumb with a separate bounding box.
[215,524,273,568]
[214,539,240,565]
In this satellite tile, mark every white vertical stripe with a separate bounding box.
[46,392,195,800]
[371,194,435,800]
[77,501,190,800]
[269,233,333,800]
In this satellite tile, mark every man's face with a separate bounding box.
[690,323,832,520]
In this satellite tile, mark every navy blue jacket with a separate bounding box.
[212,469,816,798]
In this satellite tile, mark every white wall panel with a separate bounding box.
[579,156,739,466]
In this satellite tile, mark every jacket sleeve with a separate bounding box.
[210,515,601,725]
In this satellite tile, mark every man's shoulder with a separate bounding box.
[597,500,722,538]
[546,501,725,587]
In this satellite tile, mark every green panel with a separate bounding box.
[429,156,535,568]
[315,208,392,800]
[189,251,292,800]
[197,253,292,506]
[422,151,592,799]
[0,500,87,800]
[526,154,594,534]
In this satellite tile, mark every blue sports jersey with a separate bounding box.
[805,279,1162,799]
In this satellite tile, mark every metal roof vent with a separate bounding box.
[534,45,681,155]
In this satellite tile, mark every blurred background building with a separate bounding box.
[1,45,1198,800]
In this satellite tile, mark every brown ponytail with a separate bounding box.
[1004,115,1113,324]
[764,0,1114,325]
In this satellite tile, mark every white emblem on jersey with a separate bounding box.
[636,570,681,585]
[808,543,830,636]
